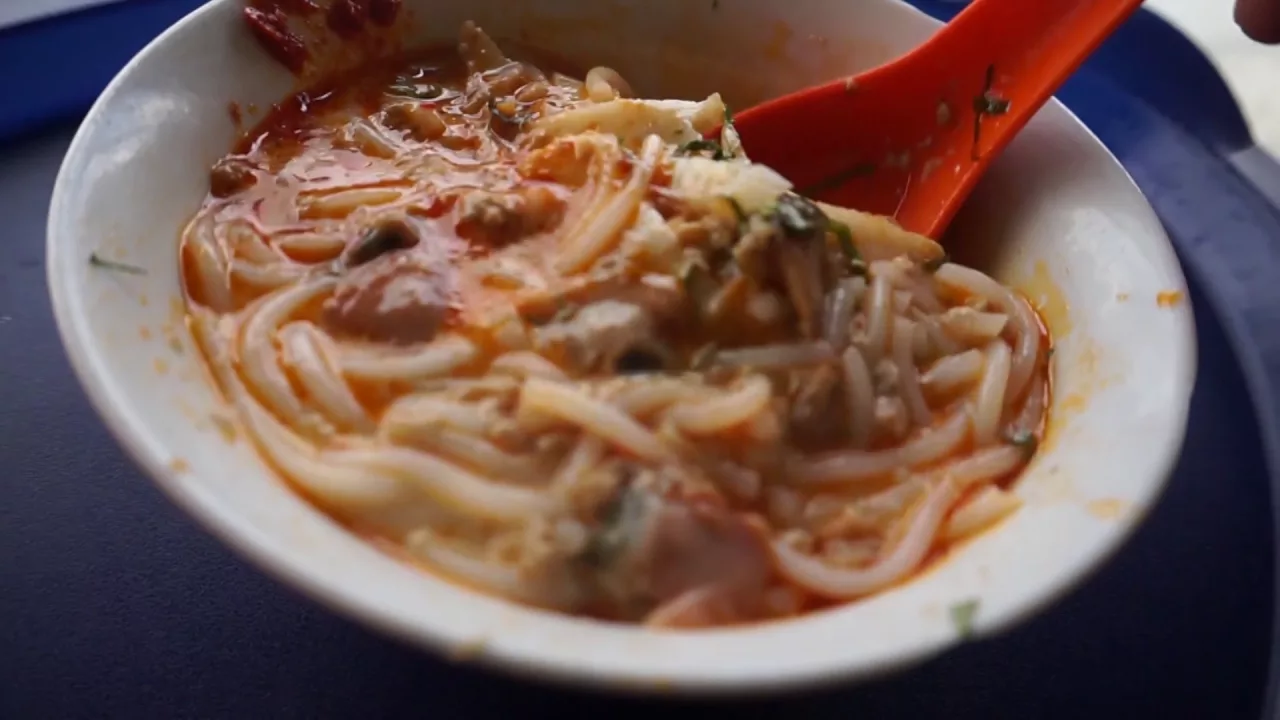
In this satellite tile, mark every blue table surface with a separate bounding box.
[3,2,1280,719]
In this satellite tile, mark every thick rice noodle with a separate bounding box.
[176,20,1051,630]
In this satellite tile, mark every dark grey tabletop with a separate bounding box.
[11,0,1280,714]
[3,121,1273,719]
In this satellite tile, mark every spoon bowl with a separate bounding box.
[734,0,1145,238]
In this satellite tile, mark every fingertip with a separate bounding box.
[1236,0,1280,44]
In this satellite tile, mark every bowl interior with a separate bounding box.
[47,0,1196,692]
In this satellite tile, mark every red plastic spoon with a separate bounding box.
[732,0,1144,239]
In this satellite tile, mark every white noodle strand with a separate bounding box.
[279,321,374,433]
[669,376,773,436]
[788,410,971,486]
[935,264,1040,401]
[840,347,876,449]
[340,334,479,381]
[973,341,1012,446]
[238,277,336,434]
[773,480,958,599]
[556,134,662,273]
[520,378,675,463]
[921,349,985,395]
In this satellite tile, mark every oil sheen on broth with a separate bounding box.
[181,21,1050,629]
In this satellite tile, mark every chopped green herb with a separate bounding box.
[88,253,147,276]
[581,478,654,568]
[950,599,980,637]
[772,193,829,240]
[800,162,877,198]
[974,93,1011,116]
[971,64,1010,160]
[723,103,735,131]
[922,253,950,273]
[676,138,728,160]
[830,221,867,277]
[1046,346,1056,359]
[388,83,444,100]
[1007,429,1038,454]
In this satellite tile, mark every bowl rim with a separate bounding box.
[47,0,1198,694]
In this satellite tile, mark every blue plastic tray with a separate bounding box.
[2,2,1279,718]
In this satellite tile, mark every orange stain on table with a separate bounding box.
[1156,290,1184,308]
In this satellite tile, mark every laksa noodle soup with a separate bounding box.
[183,20,1050,629]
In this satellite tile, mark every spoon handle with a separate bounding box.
[922,0,1146,166]
[880,0,1147,236]
[735,0,1144,238]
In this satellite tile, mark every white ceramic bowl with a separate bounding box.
[47,0,1196,693]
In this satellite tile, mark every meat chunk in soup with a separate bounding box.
[534,301,664,374]
[584,479,772,623]
[322,250,453,345]
[454,187,565,248]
